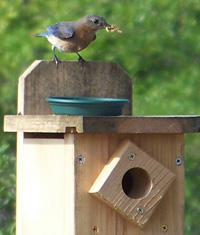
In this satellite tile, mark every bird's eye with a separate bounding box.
[93,19,99,24]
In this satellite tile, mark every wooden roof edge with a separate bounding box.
[4,115,200,134]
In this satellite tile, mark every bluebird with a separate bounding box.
[35,14,111,65]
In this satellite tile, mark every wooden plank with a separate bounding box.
[4,115,83,133]
[89,139,176,227]
[130,134,184,235]
[15,132,184,234]
[4,115,200,133]
[74,133,184,235]
[18,60,132,116]
[16,134,75,235]
[83,115,200,133]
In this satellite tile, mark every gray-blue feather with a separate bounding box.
[47,22,75,39]
[35,22,75,39]
[35,31,50,37]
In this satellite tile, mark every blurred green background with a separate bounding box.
[0,0,200,234]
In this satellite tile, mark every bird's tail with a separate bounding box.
[34,32,49,37]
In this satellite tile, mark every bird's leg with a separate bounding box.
[52,46,60,67]
[77,52,85,63]
[77,52,85,71]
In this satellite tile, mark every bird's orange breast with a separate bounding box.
[48,26,96,53]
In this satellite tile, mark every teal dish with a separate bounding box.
[46,97,130,116]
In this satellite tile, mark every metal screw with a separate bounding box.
[92,226,99,233]
[137,206,144,214]
[162,224,168,232]
[175,157,182,166]
[128,153,136,161]
[77,155,85,164]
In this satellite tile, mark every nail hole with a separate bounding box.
[77,155,85,163]
[92,226,99,233]
[175,157,182,165]
[162,224,168,232]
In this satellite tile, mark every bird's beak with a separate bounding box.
[98,20,111,29]
[103,22,111,28]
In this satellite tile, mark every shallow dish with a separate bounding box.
[46,97,129,116]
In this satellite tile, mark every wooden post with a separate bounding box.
[4,61,200,234]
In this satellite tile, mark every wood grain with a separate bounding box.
[16,134,75,235]
[11,60,186,234]
[4,115,83,133]
[4,115,200,133]
[18,60,132,116]
[74,133,184,235]
[15,133,184,234]
[89,139,176,227]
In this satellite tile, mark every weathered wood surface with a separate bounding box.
[18,60,132,115]
[74,133,184,235]
[4,115,83,133]
[16,132,184,235]
[89,139,176,227]
[4,115,200,133]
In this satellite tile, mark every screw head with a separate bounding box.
[137,206,144,214]
[77,155,85,164]
[92,226,99,233]
[128,153,136,161]
[175,157,182,166]
[162,224,168,232]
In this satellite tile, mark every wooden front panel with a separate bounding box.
[74,133,184,235]
[16,133,184,234]
[16,134,75,235]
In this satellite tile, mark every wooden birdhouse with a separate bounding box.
[4,61,200,235]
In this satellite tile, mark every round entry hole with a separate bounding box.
[122,167,152,199]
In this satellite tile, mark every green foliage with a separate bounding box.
[0,146,15,234]
[0,0,200,234]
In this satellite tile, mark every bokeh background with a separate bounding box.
[0,0,200,234]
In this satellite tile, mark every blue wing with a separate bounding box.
[47,22,75,39]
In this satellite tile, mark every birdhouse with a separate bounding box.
[4,61,200,235]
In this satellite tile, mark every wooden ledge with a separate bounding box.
[4,115,200,134]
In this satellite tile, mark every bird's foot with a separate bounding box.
[52,55,60,68]
[77,53,85,72]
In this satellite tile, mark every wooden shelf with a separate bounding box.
[4,115,200,134]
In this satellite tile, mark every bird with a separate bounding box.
[35,14,111,65]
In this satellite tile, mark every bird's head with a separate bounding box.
[80,15,111,31]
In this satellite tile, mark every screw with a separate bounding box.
[175,157,182,166]
[77,155,85,164]
[92,226,99,233]
[128,153,136,161]
[137,206,144,214]
[162,224,168,232]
